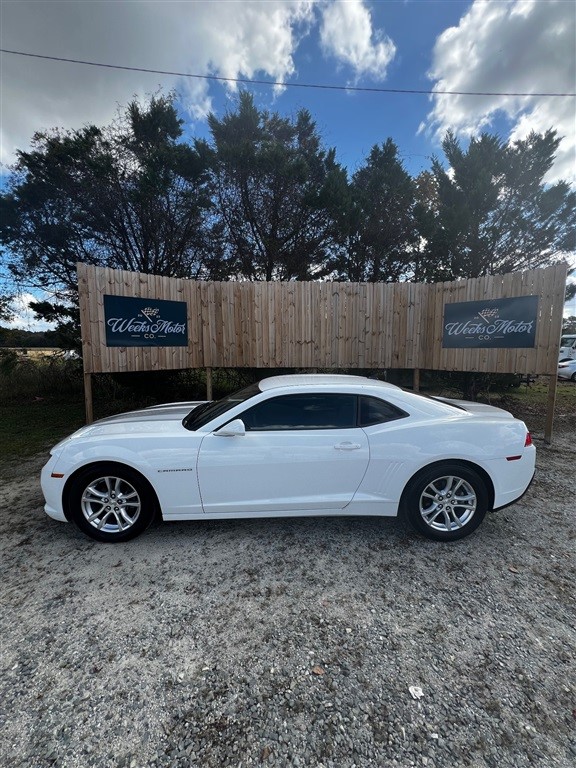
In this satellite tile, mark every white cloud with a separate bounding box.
[0,0,315,167]
[3,293,55,332]
[319,0,396,80]
[424,0,576,184]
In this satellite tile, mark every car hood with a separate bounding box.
[92,401,208,425]
[49,401,209,452]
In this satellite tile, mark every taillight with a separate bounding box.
[507,431,533,461]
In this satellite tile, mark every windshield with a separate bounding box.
[183,383,260,431]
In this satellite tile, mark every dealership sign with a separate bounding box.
[104,295,188,347]
[442,296,538,349]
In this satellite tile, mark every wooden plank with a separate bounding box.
[382,283,394,368]
[189,280,204,368]
[97,266,112,374]
[213,282,225,367]
[286,282,296,367]
[272,282,282,366]
[344,283,354,368]
[77,264,564,378]
[405,282,416,369]
[205,282,217,367]
[432,282,446,371]
[321,283,329,367]
[547,263,568,374]
[77,263,94,374]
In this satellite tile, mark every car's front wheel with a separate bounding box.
[66,464,156,542]
[402,464,489,541]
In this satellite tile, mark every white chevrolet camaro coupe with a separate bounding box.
[41,374,535,543]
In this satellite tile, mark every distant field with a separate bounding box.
[2,347,64,358]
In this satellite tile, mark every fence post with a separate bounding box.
[412,368,421,392]
[206,367,213,400]
[544,374,558,445]
[84,372,93,424]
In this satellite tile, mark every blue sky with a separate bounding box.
[1,1,575,327]
[180,1,472,178]
[2,1,574,181]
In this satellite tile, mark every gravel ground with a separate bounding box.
[1,425,575,768]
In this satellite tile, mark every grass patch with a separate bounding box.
[483,380,576,434]
[0,394,156,463]
[0,400,87,460]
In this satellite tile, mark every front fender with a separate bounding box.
[50,436,203,519]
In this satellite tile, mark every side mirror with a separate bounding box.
[214,419,246,437]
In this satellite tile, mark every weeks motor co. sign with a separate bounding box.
[104,295,188,347]
[442,296,539,349]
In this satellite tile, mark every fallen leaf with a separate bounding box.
[311,665,325,676]
[508,566,520,574]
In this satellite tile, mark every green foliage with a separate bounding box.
[27,300,81,350]
[331,139,419,282]
[0,294,15,322]
[0,326,62,348]
[207,92,346,280]
[0,352,83,402]
[1,94,223,296]
[422,131,576,280]
[0,348,20,375]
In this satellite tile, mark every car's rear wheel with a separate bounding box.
[402,464,488,541]
[67,465,155,542]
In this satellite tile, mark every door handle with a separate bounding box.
[334,442,362,451]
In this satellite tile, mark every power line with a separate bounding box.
[1,48,575,98]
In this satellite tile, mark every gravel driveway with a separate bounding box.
[1,431,575,768]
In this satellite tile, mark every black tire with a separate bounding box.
[401,463,489,542]
[571,373,576,382]
[66,464,156,543]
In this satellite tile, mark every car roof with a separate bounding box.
[258,374,401,391]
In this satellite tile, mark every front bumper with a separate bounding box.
[40,455,67,522]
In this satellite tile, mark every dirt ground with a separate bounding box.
[1,398,575,768]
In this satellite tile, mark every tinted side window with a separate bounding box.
[241,394,357,431]
[359,396,407,427]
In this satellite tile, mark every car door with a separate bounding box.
[197,393,369,514]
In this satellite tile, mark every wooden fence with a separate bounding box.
[78,262,567,376]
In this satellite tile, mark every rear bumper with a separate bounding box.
[492,468,536,512]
